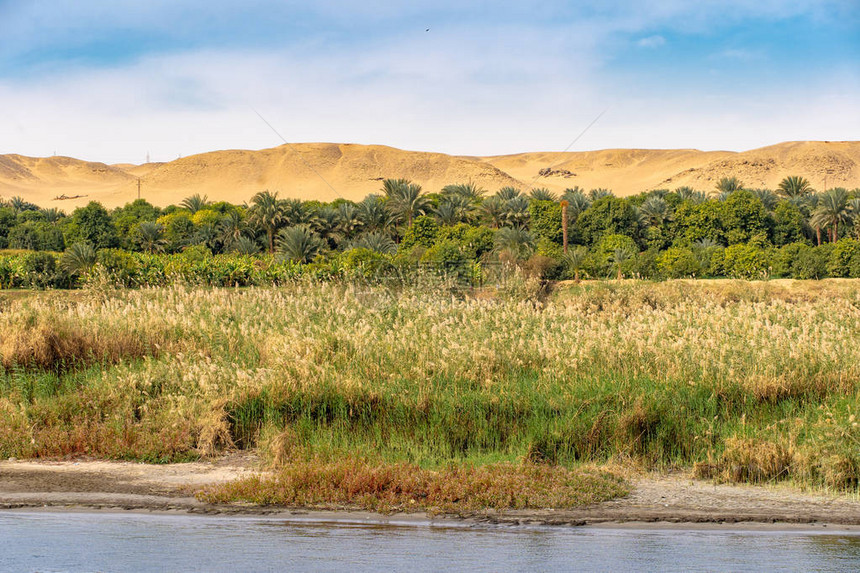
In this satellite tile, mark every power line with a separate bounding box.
[251,107,344,200]
[525,107,608,192]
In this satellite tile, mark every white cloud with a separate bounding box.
[637,35,666,48]
[0,1,857,163]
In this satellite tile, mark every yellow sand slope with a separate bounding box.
[1,141,858,209]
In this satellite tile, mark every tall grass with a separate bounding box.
[1,279,859,492]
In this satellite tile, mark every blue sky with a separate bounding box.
[1,0,857,163]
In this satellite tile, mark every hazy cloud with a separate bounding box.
[637,35,666,48]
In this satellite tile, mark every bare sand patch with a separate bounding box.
[2,458,859,528]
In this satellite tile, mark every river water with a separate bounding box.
[2,511,860,572]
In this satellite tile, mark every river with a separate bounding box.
[2,511,859,572]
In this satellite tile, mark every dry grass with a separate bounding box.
[197,458,627,513]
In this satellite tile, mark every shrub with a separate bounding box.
[657,247,702,278]
[793,244,832,280]
[827,239,860,278]
[722,243,770,279]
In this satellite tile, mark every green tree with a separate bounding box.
[528,200,563,244]
[356,195,395,234]
[778,175,814,198]
[180,194,211,214]
[529,188,558,201]
[60,242,97,277]
[721,190,771,245]
[112,199,161,249]
[722,243,770,279]
[575,196,639,246]
[156,211,195,253]
[351,231,397,254]
[400,215,439,250]
[383,179,429,227]
[827,238,860,277]
[715,177,744,194]
[770,201,807,246]
[134,221,167,253]
[65,202,118,250]
[811,188,851,243]
[494,227,535,260]
[277,226,324,263]
[248,190,284,253]
[562,246,588,282]
[657,247,701,278]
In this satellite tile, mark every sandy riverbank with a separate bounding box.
[1,456,859,530]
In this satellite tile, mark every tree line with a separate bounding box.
[2,174,860,286]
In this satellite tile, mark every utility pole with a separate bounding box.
[560,200,569,254]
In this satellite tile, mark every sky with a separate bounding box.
[0,0,858,164]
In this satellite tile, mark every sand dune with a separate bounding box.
[1,141,858,210]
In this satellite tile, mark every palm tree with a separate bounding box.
[638,197,671,226]
[231,236,260,255]
[135,221,167,253]
[563,246,588,283]
[356,195,395,234]
[750,188,778,211]
[611,247,635,280]
[478,196,505,228]
[496,186,523,201]
[180,194,210,214]
[588,188,613,201]
[715,177,744,194]
[9,196,38,215]
[351,231,397,254]
[494,227,535,260]
[309,206,343,247]
[441,182,485,204]
[529,188,558,201]
[503,195,531,229]
[219,211,246,249]
[561,188,591,219]
[434,202,461,226]
[693,238,720,249]
[60,242,97,276]
[382,178,429,226]
[281,199,309,226]
[40,207,64,223]
[277,225,325,263]
[336,202,362,239]
[247,190,284,253]
[848,198,860,238]
[811,187,851,242]
[434,194,473,225]
[778,176,813,198]
[675,187,707,204]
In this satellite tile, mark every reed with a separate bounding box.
[1,278,858,497]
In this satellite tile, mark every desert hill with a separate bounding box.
[1,141,858,210]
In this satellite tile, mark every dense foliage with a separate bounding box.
[2,175,860,288]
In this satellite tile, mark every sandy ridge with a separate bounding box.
[1,140,858,210]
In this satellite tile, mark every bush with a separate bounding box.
[21,251,69,289]
[657,247,702,278]
[722,244,770,280]
[793,244,832,280]
[827,239,860,278]
[773,243,809,278]
[400,216,439,250]
[96,249,140,287]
